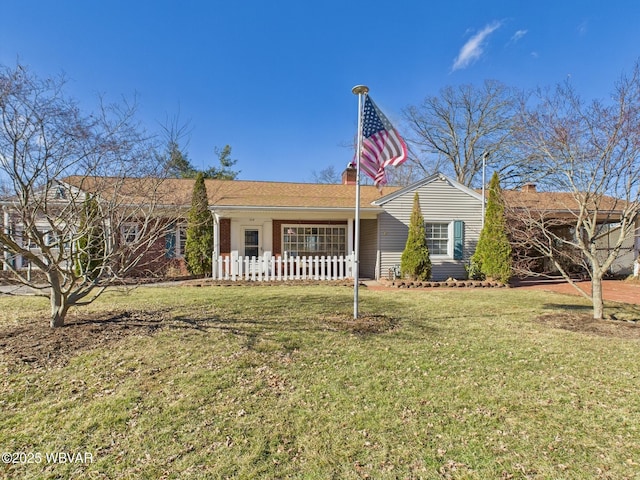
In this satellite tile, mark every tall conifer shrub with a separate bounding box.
[400,193,432,280]
[185,173,213,276]
[75,195,105,280]
[471,172,512,283]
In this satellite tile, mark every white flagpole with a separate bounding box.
[481,151,487,228]
[352,85,369,319]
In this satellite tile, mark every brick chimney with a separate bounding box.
[342,164,357,185]
[522,183,537,193]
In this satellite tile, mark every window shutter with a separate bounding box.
[453,220,464,260]
[165,231,176,258]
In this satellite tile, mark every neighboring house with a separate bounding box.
[503,183,640,277]
[1,180,82,273]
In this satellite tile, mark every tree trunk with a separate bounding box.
[591,274,604,320]
[49,282,68,328]
[50,294,68,327]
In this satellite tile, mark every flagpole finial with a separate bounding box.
[352,85,369,95]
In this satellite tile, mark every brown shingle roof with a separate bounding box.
[502,189,627,213]
[64,176,399,209]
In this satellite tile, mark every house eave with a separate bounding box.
[208,205,383,213]
[372,173,484,206]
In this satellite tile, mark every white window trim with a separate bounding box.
[175,223,187,258]
[121,223,140,244]
[282,224,348,257]
[166,223,187,258]
[425,221,454,259]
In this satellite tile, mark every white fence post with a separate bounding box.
[289,257,296,280]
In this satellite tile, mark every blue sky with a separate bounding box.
[2,1,640,183]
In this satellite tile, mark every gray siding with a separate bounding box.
[377,177,483,281]
[359,219,377,279]
[595,224,637,276]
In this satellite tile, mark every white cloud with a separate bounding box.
[452,21,502,71]
[510,29,528,43]
[578,19,588,36]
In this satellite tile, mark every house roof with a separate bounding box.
[502,189,628,214]
[63,176,399,210]
[61,175,634,218]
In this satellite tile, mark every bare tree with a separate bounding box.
[311,165,341,184]
[158,112,196,178]
[0,64,179,327]
[508,65,640,319]
[383,160,423,187]
[403,80,524,188]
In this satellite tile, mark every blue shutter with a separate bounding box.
[453,220,464,260]
[165,225,176,259]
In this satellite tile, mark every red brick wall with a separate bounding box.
[127,230,189,278]
[219,218,231,256]
[132,217,230,276]
[127,234,173,277]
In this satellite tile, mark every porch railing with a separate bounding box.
[211,253,355,281]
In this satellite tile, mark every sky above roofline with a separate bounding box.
[2,1,639,184]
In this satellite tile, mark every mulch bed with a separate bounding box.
[0,309,169,369]
[535,312,640,339]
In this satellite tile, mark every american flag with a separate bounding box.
[359,95,408,188]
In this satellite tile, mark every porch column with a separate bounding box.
[347,218,354,255]
[212,211,220,258]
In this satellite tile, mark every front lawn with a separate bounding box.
[1,285,639,479]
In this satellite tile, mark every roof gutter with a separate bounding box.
[207,205,382,213]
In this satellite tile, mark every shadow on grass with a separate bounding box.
[543,302,640,320]
[0,290,440,367]
[69,309,167,330]
[166,292,419,350]
[542,303,593,312]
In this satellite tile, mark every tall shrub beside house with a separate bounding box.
[185,173,213,276]
[400,193,432,280]
[471,172,512,283]
[74,195,105,280]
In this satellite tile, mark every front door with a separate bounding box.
[243,228,261,258]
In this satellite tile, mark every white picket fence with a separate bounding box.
[211,253,355,281]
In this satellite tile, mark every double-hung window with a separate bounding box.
[425,223,449,255]
[121,223,140,245]
[425,221,464,260]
